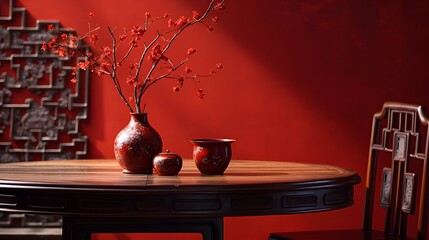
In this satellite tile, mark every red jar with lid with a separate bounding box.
[153,150,182,176]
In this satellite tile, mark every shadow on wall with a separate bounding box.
[156,0,429,166]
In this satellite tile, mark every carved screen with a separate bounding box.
[0,0,89,227]
[0,0,88,162]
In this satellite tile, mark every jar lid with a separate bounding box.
[155,149,181,158]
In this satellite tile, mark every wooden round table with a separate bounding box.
[0,159,361,240]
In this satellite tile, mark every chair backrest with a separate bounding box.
[363,102,429,240]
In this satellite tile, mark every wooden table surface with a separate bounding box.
[0,159,361,218]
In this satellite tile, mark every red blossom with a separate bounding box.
[70,68,77,79]
[41,42,48,51]
[131,26,145,37]
[90,34,98,44]
[185,66,192,73]
[174,16,190,27]
[48,36,57,48]
[70,78,77,83]
[177,75,185,82]
[119,33,127,41]
[61,33,68,40]
[163,12,169,18]
[187,48,196,55]
[100,62,110,70]
[207,26,214,32]
[128,96,133,102]
[214,2,225,10]
[129,38,138,47]
[197,88,205,99]
[168,19,175,28]
[48,24,55,31]
[102,46,112,56]
[145,12,151,18]
[147,56,156,62]
[88,12,94,17]
[129,63,138,70]
[172,86,180,92]
[216,63,223,69]
[126,76,137,85]
[53,47,67,57]
[177,75,185,86]
[78,60,91,70]
[192,10,200,20]
[211,16,219,23]
[148,43,164,62]
[69,35,78,48]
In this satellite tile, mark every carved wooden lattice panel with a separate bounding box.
[0,0,88,161]
[0,0,89,227]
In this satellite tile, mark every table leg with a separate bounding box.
[63,217,91,240]
[63,216,223,240]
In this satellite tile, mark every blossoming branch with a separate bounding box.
[42,0,225,113]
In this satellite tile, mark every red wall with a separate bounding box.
[13,0,429,239]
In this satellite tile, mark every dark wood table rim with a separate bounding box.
[0,159,361,218]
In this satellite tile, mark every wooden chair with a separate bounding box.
[269,102,429,240]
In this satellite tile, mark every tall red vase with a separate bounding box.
[114,113,162,174]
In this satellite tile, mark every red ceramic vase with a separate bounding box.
[114,113,162,174]
[153,150,183,176]
[191,139,236,175]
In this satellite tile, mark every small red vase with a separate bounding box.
[191,139,235,175]
[114,113,162,174]
[153,150,183,176]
